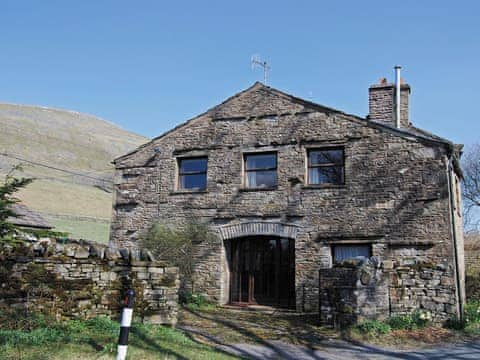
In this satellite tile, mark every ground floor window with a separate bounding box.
[333,244,371,263]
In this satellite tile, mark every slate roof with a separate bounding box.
[7,203,53,229]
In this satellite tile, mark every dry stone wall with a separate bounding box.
[319,258,389,327]
[465,244,480,301]
[466,249,480,274]
[0,238,179,325]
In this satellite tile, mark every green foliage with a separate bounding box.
[356,310,432,336]
[466,273,480,301]
[179,292,215,310]
[356,320,391,335]
[0,315,118,350]
[140,220,218,292]
[0,165,34,239]
[446,300,480,332]
[446,301,480,330]
[387,310,431,330]
[464,300,480,323]
[0,310,235,360]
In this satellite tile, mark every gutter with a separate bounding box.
[446,156,464,320]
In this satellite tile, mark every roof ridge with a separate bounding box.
[114,82,455,164]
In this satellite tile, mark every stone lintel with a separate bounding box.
[217,221,299,240]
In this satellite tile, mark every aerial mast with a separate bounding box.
[251,55,271,85]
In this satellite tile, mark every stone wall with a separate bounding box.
[109,82,463,319]
[0,238,179,325]
[320,254,457,326]
[465,250,480,273]
[465,238,480,301]
[319,258,389,327]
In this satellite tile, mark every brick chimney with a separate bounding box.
[368,77,411,128]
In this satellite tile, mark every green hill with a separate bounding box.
[0,103,148,242]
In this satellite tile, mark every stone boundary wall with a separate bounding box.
[319,259,388,327]
[320,255,457,326]
[0,238,179,325]
[465,247,480,301]
[465,249,480,274]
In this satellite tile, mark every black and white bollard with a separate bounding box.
[117,288,134,360]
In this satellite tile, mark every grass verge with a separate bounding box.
[0,315,239,360]
[347,303,480,349]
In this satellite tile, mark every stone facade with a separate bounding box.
[110,81,465,321]
[0,238,179,325]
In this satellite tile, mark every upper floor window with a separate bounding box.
[178,157,207,190]
[244,152,277,188]
[307,147,344,185]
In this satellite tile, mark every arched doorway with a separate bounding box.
[228,236,295,308]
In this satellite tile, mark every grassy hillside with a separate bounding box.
[0,103,148,242]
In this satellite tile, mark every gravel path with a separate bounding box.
[217,339,480,359]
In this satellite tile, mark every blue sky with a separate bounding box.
[1,0,479,147]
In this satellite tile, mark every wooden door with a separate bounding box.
[229,237,295,308]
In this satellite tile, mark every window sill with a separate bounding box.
[302,184,345,190]
[169,189,208,195]
[239,186,278,192]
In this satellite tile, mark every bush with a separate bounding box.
[446,301,480,330]
[387,310,431,330]
[140,220,217,292]
[356,320,391,335]
[179,292,213,309]
[464,300,480,324]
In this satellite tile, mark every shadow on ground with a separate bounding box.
[177,306,480,360]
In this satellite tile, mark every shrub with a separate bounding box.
[139,220,217,292]
[356,320,391,335]
[387,310,431,330]
[179,292,213,309]
[446,301,480,330]
[464,300,480,324]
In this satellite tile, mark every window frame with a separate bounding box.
[306,147,345,186]
[332,244,371,264]
[177,156,208,191]
[243,151,278,189]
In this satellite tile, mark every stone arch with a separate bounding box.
[217,221,299,241]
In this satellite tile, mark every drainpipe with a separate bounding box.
[394,66,401,128]
[446,156,463,321]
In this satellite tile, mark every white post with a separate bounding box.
[117,289,134,360]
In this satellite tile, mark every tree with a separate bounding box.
[0,166,33,238]
[462,143,480,232]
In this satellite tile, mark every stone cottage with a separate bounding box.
[110,75,465,322]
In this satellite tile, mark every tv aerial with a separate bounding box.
[251,55,271,85]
